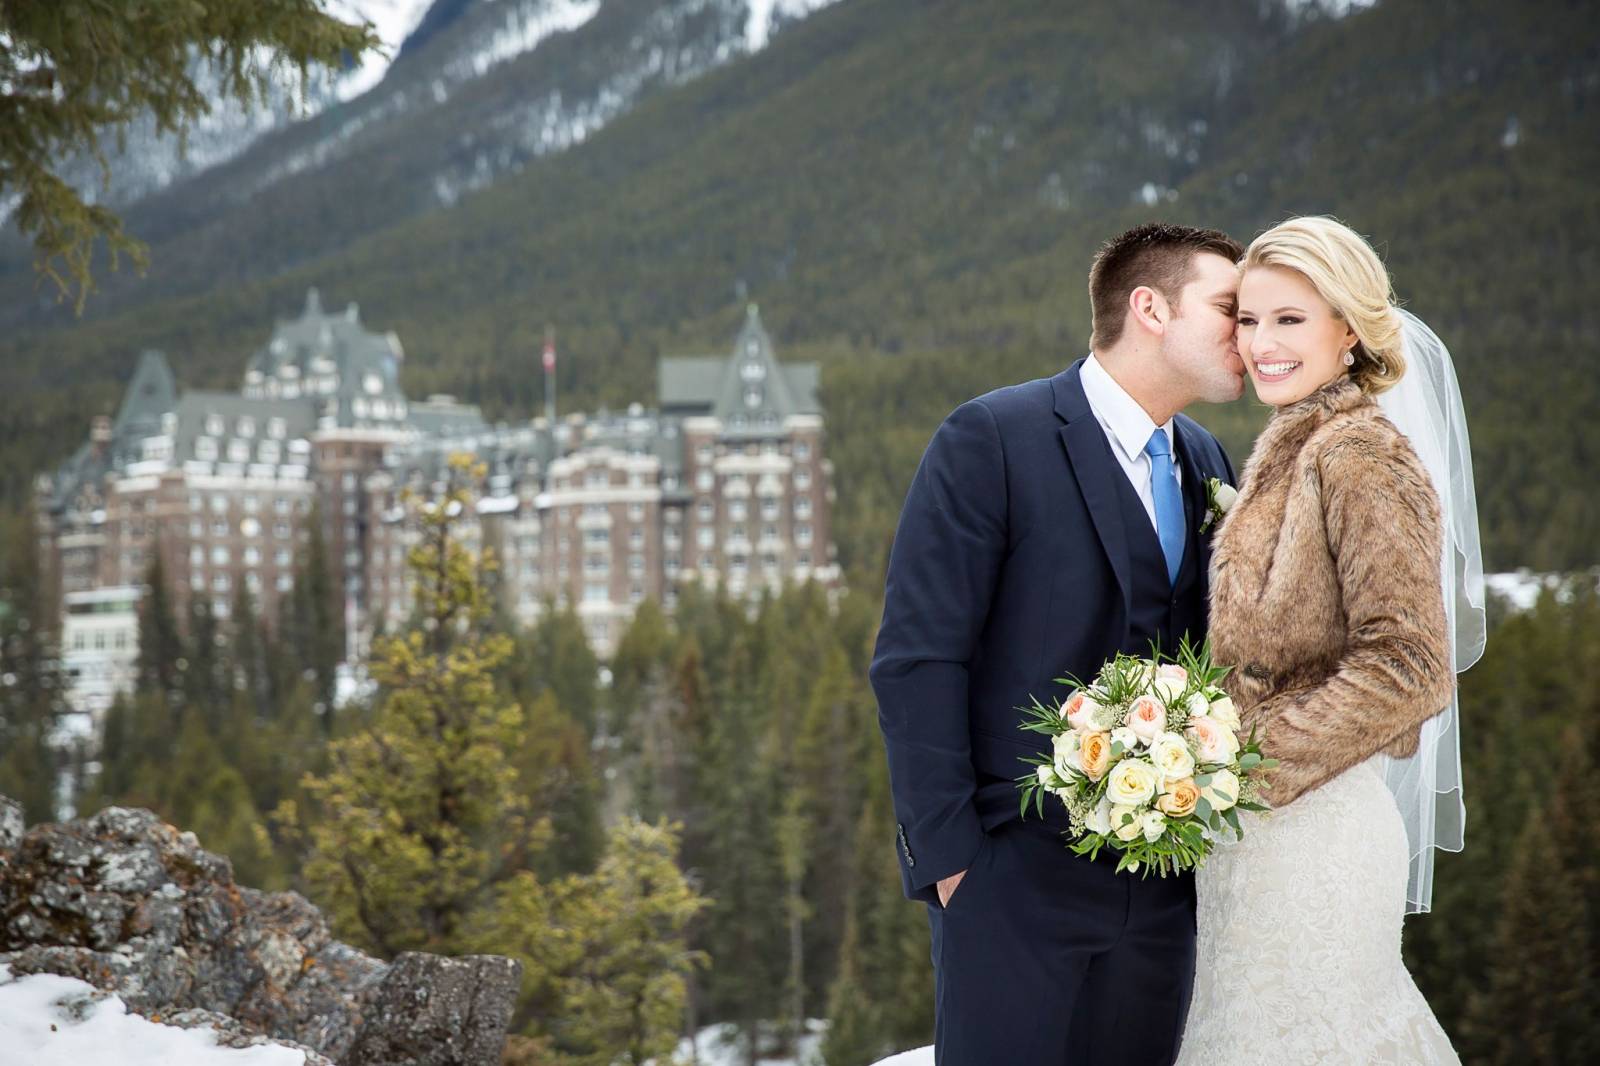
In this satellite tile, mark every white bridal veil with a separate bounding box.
[1373,310,1487,914]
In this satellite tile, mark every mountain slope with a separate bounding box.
[3,0,1595,572]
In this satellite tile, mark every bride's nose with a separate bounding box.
[1249,328,1277,359]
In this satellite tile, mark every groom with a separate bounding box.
[870,223,1245,1064]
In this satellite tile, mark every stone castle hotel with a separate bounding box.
[40,291,838,707]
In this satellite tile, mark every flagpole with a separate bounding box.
[542,325,557,437]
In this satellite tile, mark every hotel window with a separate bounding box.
[796,497,813,519]
[629,555,644,575]
[761,497,780,521]
[213,574,230,592]
[696,443,712,463]
[796,523,813,546]
[212,519,230,536]
[277,574,294,592]
[798,551,812,567]
[629,528,644,549]
[275,520,292,538]
[697,500,714,522]
[729,500,747,521]
[268,417,286,439]
[195,437,218,461]
[696,469,714,491]
[628,503,644,521]
[586,469,609,488]
[584,583,609,603]
[243,547,261,566]
[795,469,812,490]
[795,440,812,460]
[227,439,250,463]
[211,546,229,566]
[190,546,204,566]
[697,527,715,549]
[211,494,229,514]
[275,497,292,514]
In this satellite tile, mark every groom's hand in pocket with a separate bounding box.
[937,869,967,908]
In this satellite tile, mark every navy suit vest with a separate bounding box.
[1109,455,1208,659]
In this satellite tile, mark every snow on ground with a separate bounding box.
[1485,569,1600,611]
[0,965,309,1066]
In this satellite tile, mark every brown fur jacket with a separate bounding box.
[1208,375,1454,807]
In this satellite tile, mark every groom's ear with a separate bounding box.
[1128,285,1171,338]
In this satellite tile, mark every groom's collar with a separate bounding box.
[1078,353,1175,467]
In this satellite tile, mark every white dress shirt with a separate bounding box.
[1078,354,1180,533]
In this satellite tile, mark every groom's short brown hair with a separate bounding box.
[1089,223,1243,349]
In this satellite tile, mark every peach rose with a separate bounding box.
[1156,664,1188,684]
[1186,714,1239,765]
[1127,695,1166,743]
[1061,690,1103,731]
[1079,730,1113,781]
[1156,778,1200,818]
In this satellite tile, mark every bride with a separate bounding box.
[1176,216,1485,1065]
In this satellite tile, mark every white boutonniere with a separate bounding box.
[1199,477,1237,535]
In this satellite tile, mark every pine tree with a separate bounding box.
[0,509,65,821]
[1461,726,1599,1063]
[288,457,545,956]
[490,819,708,1066]
[0,0,379,308]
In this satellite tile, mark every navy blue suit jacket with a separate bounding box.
[869,358,1237,903]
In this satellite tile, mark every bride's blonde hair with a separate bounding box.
[1241,216,1405,395]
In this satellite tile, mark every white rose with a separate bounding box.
[1105,758,1159,807]
[1183,691,1211,718]
[1084,797,1113,835]
[1111,804,1143,842]
[1035,764,1056,789]
[1141,810,1168,842]
[1152,677,1187,705]
[1207,694,1241,731]
[1200,768,1241,812]
[1052,731,1083,778]
[1155,664,1188,685]
[1148,732,1197,781]
[1214,482,1239,511]
[1110,726,1142,752]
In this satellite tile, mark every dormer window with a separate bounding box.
[740,361,766,382]
[364,372,383,395]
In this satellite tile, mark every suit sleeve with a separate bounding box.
[869,398,1007,900]
[1249,435,1455,806]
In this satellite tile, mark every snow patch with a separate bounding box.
[0,964,310,1066]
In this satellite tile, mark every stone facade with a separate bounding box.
[38,294,838,679]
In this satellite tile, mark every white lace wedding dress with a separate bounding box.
[1175,756,1459,1065]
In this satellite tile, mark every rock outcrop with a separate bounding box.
[0,795,520,1065]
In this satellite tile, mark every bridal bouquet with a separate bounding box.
[1016,639,1276,876]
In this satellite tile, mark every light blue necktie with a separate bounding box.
[1144,429,1185,586]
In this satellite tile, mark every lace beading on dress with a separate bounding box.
[1176,758,1460,1066]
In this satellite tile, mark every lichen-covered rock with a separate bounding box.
[0,795,519,1064]
[345,952,524,1066]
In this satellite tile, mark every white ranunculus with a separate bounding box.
[1141,810,1168,842]
[1200,768,1241,812]
[1110,726,1141,752]
[1105,758,1159,807]
[1111,804,1143,842]
[1085,797,1113,835]
[1149,732,1197,781]
[1214,482,1239,511]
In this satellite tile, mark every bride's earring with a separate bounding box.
[1342,349,1355,367]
